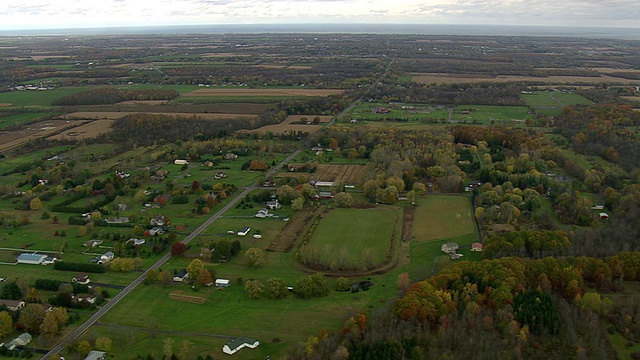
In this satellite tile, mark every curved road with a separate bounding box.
[42,57,395,359]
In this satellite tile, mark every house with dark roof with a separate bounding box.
[173,269,189,282]
[237,226,251,236]
[0,299,25,312]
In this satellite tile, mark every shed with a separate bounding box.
[174,159,188,165]
[215,278,231,288]
[17,253,47,265]
[471,242,484,252]
[222,337,259,355]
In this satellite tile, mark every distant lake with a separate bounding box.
[1,23,638,40]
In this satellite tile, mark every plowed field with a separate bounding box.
[311,164,367,184]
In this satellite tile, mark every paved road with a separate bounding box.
[41,148,303,359]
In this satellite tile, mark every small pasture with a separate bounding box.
[412,195,476,242]
[303,207,400,269]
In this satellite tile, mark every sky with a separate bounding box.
[0,0,638,31]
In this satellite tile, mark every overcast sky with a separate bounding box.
[0,0,638,31]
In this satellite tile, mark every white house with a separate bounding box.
[98,251,114,264]
[222,337,259,355]
[173,269,189,282]
[84,350,107,360]
[17,253,47,265]
[265,200,281,210]
[255,209,270,218]
[215,278,231,288]
[7,333,32,350]
[237,226,250,236]
[72,273,91,285]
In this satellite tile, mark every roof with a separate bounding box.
[7,333,32,349]
[224,337,259,351]
[175,269,188,278]
[0,299,25,309]
[17,253,47,262]
[84,350,107,360]
[216,278,230,284]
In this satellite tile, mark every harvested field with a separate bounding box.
[47,119,114,140]
[267,209,315,252]
[242,114,333,135]
[0,120,85,152]
[116,100,168,105]
[0,103,12,107]
[201,52,251,57]
[169,290,207,304]
[61,112,258,120]
[310,164,367,184]
[184,88,344,97]
[622,96,640,102]
[411,72,640,85]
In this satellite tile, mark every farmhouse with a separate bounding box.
[223,337,259,355]
[471,242,484,252]
[126,238,146,246]
[150,215,165,226]
[84,240,103,248]
[42,256,58,265]
[174,159,188,165]
[173,269,189,282]
[149,227,165,236]
[0,299,25,312]
[441,243,459,254]
[215,278,231,288]
[84,350,107,360]
[266,199,281,210]
[99,251,114,264]
[255,208,270,218]
[16,253,47,265]
[6,333,32,351]
[237,226,251,236]
[72,273,90,284]
[104,216,129,224]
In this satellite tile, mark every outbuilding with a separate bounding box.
[215,278,231,288]
[17,253,47,265]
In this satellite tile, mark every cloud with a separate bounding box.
[0,0,638,30]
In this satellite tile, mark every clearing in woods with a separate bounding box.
[413,195,476,242]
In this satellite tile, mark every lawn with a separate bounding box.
[305,206,400,268]
[413,195,476,242]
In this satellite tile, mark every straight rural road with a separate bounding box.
[41,148,303,359]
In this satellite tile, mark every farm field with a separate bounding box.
[349,102,531,125]
[311,164,367,183]
[521,91,594,116]
[413,195,476,242]
[47,119,114,140]
[410,72,640,85]
[184,88,344,97]
[0,119,86,152]
[303,207,399,269]
[0,111,53,129]
[61,111,258,120]
[243,114,333,135]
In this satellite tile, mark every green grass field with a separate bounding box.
[413,195,476,242]
[348,102,531,125]
[521,91,593,116]
[0,111,54,129]
[305,207,399,268]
